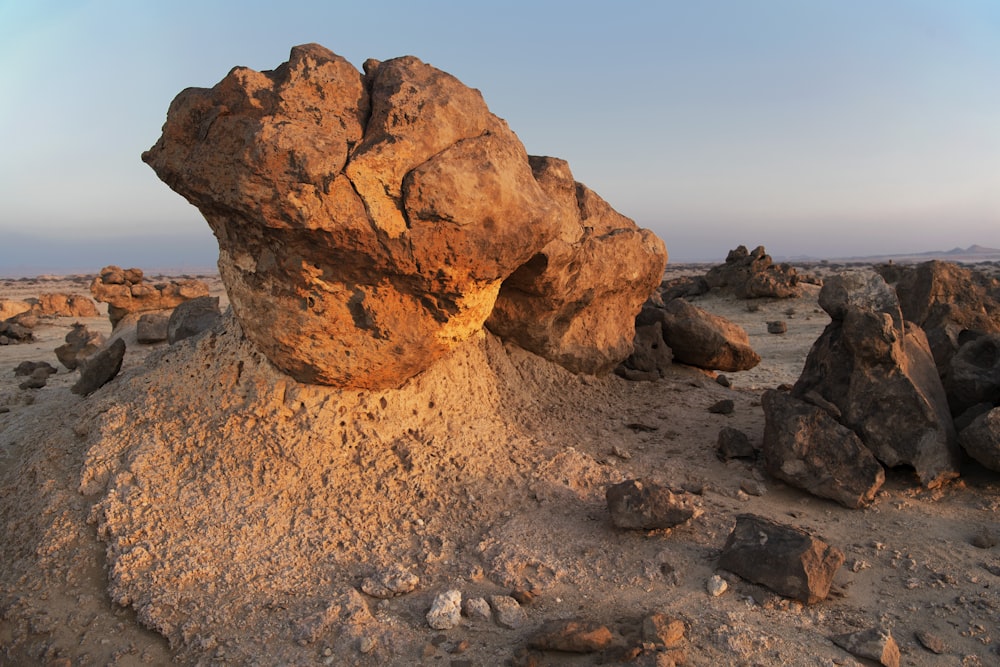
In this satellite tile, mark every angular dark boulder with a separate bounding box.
[167,296,222,344]
[704,245,800,299]
[72,338,126,396]
[718,514,844,604]
[606,479,702,530]
[762,390,884,508]
[958,407,1000,472]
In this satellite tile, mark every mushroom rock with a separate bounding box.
[486,156,667,375]
[143,43,663,388]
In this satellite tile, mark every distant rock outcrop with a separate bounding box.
[29,293,99,318]
[90,266,209,328]
[704,245,800,299]
[142,44,664,388]
[55,323,106,371]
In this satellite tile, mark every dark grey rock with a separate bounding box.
[72,338,126,396]
[606,479,702,530]
[167,296,221,344]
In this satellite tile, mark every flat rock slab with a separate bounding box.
[718,513,844,604]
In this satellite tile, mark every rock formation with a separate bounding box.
[90,266,209,328]
[55,323,106,371]
[876,260,1000,372]
[29,293,99,318]
[166,296,221,344]
[644,299,760,372]
[786,270,960,487]
[704,245,800,298]
[142,44,665,389]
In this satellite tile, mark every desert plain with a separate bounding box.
[1,259,998,667]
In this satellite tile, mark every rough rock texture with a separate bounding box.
[0,300,32,321]
[54,323,106,371]
[90,266,209,328]
[71,338,126,396]
[761,390,884,508]
[792,271,960,487]
[529,619,615,653]
[958,407,1000,472]
[830,626,900,667]
[142,44,664,388]
[704,245,800,299]
[29,293,99,318]
[166,296,221,344]
[944,333,1000,417]
[650,299,760,372]
[605,479,702,530]
[136,312,170,344]
[485,156,667,375]
[877,260,1000,372]
[616,321,673,381]
[718,514,844,604]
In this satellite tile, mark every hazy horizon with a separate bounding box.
[2,1,999,274]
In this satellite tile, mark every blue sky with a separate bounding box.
[1,0,998,274]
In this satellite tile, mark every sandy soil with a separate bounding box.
[1,266,998,666]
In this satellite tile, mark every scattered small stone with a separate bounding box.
[708,399,734,415]
[707,575,728,597]
[642,613,686,648]
[361,565,419,598]
[358,635,377,654]
[606,479,703,530]
[14,360,56,377]
[528,618,614,653]
[610,445,632,460]
[767,320,788,334]
[462,597,491,621]
[914,629,947,654]
[830,626,900,667]
[510,588,538,605]
[970,527,997,549]
[626,422,659,432]
[716,374,731,387]
[740,479,766,496]
[427,590,462,630]
[488,595,527,629]
[717,426,755,460]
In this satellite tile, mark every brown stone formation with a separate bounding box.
[486,157,667,374]
[90,266,209,328]
[143,44,665,388]
[704,244,800,298]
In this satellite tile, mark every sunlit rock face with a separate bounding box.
[144,43,665,388]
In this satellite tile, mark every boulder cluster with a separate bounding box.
[142,43,666,389]
[89,265,209,328]
[763,264,1000,504]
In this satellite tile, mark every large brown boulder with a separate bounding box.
[792,271,960,487]
[30,293,99,318]
[143,44,663,388]
[645,298,760,372]
[485,157,667,374]
[90,266,209,328]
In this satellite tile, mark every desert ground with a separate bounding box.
[1,262,999,666]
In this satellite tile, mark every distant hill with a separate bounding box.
[775,245,1000,265]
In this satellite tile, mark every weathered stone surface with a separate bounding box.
[72,338,126,396]
[167,296,221,344]
[0,299,31,321]
[877,260,1000,372]
[90,265,209,328]
[293,589,371,644]
[486,156,667,375]
[488,595,527,629]
[136,312,170,344]
[529,619,615,653]
[360,565,419,599]
[641,613,686,649]
[944,333,1000,416]
[615,320,673,381]
[144,44,661,388]
[767,320,787,334]
[426,589,462,630]
[14,361,56,377]
[717,426,755,460]
[793,270,960,487]
[958,407,1000,472]
[762,390,884,508]
[29,293,99,318]
[55,323,106,370]
[652,299,760,372]
[606,479,702,530]
[704,245,800,298]
[830,626,900,667]
[718,514,844,604]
